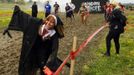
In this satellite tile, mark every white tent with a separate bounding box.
[27,0,71,12]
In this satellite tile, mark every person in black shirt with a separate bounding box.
[65,3,73,22]
[31,1,38,17]
[53,2,60,15]
[104,4,127,56]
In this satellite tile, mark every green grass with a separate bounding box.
[0,10,12,29]
[126,11,134,24]
[0,11,45,29]
[0,3,20,29]
[0,3,45,29]
[82,11,134,75]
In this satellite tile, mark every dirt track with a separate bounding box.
[0,31,22,75]
[0,14,107,75]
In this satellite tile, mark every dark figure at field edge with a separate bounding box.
[53,2,60,15]
[32,1,38,17]
[65,3,74,23]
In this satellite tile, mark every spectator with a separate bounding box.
[104,4,127,56]
[78,3,88,24]
[44,1,51,17]
[65,3,73,22]
[53,2,60,15]
[31,1,38,17]
[69,2,75,19]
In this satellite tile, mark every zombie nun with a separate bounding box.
[3,5,67,75]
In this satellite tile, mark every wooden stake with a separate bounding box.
[70,36,77,75]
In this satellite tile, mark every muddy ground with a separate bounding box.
[0,14,107,75]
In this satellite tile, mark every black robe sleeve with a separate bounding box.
[7,5,42,32]
[4,5,43,75]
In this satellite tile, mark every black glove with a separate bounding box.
[3,28,12,38]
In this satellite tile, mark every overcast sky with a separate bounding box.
[111,0,134,3]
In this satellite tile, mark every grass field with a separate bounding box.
[82,11,134,75]
[0,3,134,75]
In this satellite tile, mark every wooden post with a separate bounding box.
[70,36,77,75]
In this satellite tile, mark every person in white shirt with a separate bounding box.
[69,2,75,19]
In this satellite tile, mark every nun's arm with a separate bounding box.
[7,5,42,32]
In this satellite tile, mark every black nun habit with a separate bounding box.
[3,5,65,75]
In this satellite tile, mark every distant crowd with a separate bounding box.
[31,1,91,24]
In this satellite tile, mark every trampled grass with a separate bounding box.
[83,11,134,75]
